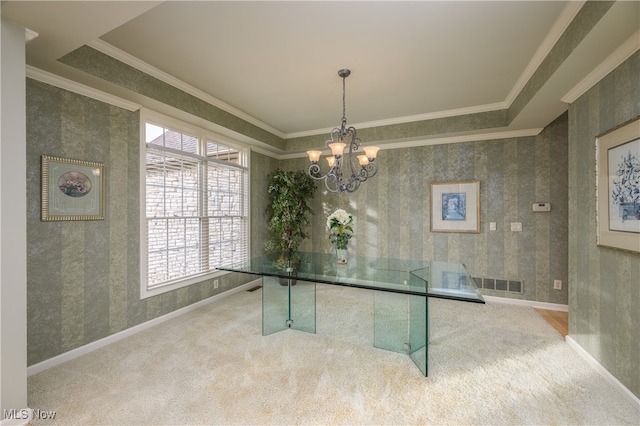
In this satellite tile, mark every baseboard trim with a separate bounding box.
[566,336,640,408]
[483,295,568,312]
[27,279,261,376]
[485,296,639,407]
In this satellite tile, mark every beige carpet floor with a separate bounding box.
[28,284,640,425]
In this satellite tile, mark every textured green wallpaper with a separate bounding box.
[285,110,509,153]
[26,79,256,366]
[59,46,285,151]
[271,113,569,305]
[568,51,640,399]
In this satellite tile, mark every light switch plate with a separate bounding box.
[533,203,551,212]
[510,222,522,232]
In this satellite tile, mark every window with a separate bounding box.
[141,111,249,297]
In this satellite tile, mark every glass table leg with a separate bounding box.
[373,291,409,353]
[289,280,316,334]
[373,291,428,377]
[262,276,290,336]
[262,275,316,336]
[408,294,428,376]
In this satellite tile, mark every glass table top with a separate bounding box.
[218,252,485,304]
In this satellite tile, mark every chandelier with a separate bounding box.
[306,69,380,193]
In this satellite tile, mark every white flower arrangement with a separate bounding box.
[327,208,353,250]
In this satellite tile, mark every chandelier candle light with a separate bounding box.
[307,69,380,193]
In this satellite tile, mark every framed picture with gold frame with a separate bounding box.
[41,156,105,221]
[596,116,640,253]
[430,180,480,233]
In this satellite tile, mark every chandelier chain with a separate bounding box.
[342,75,347,125]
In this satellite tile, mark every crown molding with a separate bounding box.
[504,1,586,106]
[278,128,543,160]
[25,27,39,43]
[87,39,287,139]
[250,144,284,159]
[286,102,508,139]
[562,29,640,104]
[26,65,141,111]
[380,128,543,150]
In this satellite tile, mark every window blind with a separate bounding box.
[145,123,248,288]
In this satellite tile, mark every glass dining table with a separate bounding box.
[218,252,485,377]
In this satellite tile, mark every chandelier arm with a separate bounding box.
[308,158,344,193]
[307,163,323,179]
[346,138,360,180]
[344,176,361,193]
[325,165,342,192]
[364,162,378,178]
[308,163,337,182]
[324,178,341,193]
[357,168,369,182]
[349,130,361,149]
[339,128,358,177]
[325,127,344,146]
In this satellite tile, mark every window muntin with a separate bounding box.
[143,119,248,293]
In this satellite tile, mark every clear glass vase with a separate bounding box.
[336,247,348,264]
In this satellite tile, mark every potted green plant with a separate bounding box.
[265,168,317,277]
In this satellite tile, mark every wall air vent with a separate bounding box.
[472,277,523,294]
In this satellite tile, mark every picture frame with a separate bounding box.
[595,116,640,253]
[41,155,105,221]
[430,180,480,233]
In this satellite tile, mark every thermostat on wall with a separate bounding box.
[533,203,551,212]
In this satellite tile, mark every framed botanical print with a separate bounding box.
[430,180,480,233]
[41,156,105,221]
[595,116,640,253]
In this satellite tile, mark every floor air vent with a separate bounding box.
[247,285,262,292]
[472,277,523,293]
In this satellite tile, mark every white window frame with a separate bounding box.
[140,109,250,299]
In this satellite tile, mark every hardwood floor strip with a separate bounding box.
[535,308,568,338]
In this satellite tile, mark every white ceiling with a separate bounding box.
[3,1,639,140]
